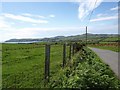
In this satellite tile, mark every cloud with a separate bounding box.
[0,14,118,42]
[96,13,109,17]
[1,24,117,42]
[0,16,11,28]
[97,13,103,17]
[38,15,46,19]
[22,13,55,19]
[88,24,118,34]
[1,0,118,2]
[22,13,33,17]
[3,13,48,24]
[49,14,55,18]
[77,0,103,20]
[22,13,46,19]
[0,26,85,42]
[110,6,119,11]
[0,13,56,42]
[90,15,117,22]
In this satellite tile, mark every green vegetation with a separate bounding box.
[0,43,2,58]
[2,43,120,89]
[89,44,119,52]
[0,43,2,90]
[89,36,119,52]
[5,34,118,43]
[48,47,120,89]
[2,43,69,88]
[101,37,119,42]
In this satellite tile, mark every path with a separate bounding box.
[89,47,119,79]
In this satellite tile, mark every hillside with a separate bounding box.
[5,33,118,43]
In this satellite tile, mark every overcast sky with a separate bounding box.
[0,1,118,42]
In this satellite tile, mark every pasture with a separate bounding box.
[2,43,69,88]
[89,36,119,52]
[2,42,120,89]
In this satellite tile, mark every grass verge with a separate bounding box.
[47,47,120,89]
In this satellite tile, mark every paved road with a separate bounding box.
[89,47,119,79]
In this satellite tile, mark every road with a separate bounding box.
[89,47,119,79]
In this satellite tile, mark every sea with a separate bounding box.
[2,41,41,44]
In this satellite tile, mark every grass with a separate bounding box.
[91,46,119,52]
[102,37,119,42]
[88,36,119,52]
[0,43,2,89]
[89,43,119,52]
[99,42,118,44]
[2,43,120,89]
[2,43,69,88]
[88,35,119,52]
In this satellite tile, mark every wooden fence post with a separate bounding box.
[86,26,87,46]
[15,74,16,89]
[63,44,66,67]
[74,43,77,53]
[45,44,50,83]
[69,44,72,60]
[72,44,75,56]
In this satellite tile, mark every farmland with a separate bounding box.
[0,43,2,89]
[89,43,119,52]
[2,43,69,88]
[2,42,120,89]
[1,0,119,89]
[89,36,119,52]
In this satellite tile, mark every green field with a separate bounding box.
[101,37,119,42]
[2,43,69,88]
[2,43,120,89]
[89,36,119,52]
[0,43,2,89]
[90,45,119,52]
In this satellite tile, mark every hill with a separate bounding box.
[5,33,118,43]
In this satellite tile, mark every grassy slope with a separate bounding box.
[2,43,69,88]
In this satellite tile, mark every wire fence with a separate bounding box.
[2,42,85,88]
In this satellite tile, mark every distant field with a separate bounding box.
[89,44,119,52]
[89,36,119,52]
[2,43,69,88]
[0,43,2,57]
[101,37,119,42]
[0,43,2,49]
[89,42,119,52]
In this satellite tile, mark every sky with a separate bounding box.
[0,1,119,42]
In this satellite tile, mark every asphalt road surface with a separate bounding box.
[89,47,119,79]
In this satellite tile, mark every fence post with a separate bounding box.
[72,44,75,56]
[86,26,87,46]
[69,44,72,60]
[63,44,66,67]
[15,74,16,89]
[45,44,50,83]
[74,43,77,53]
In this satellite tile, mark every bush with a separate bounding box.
[48,47,120,89]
